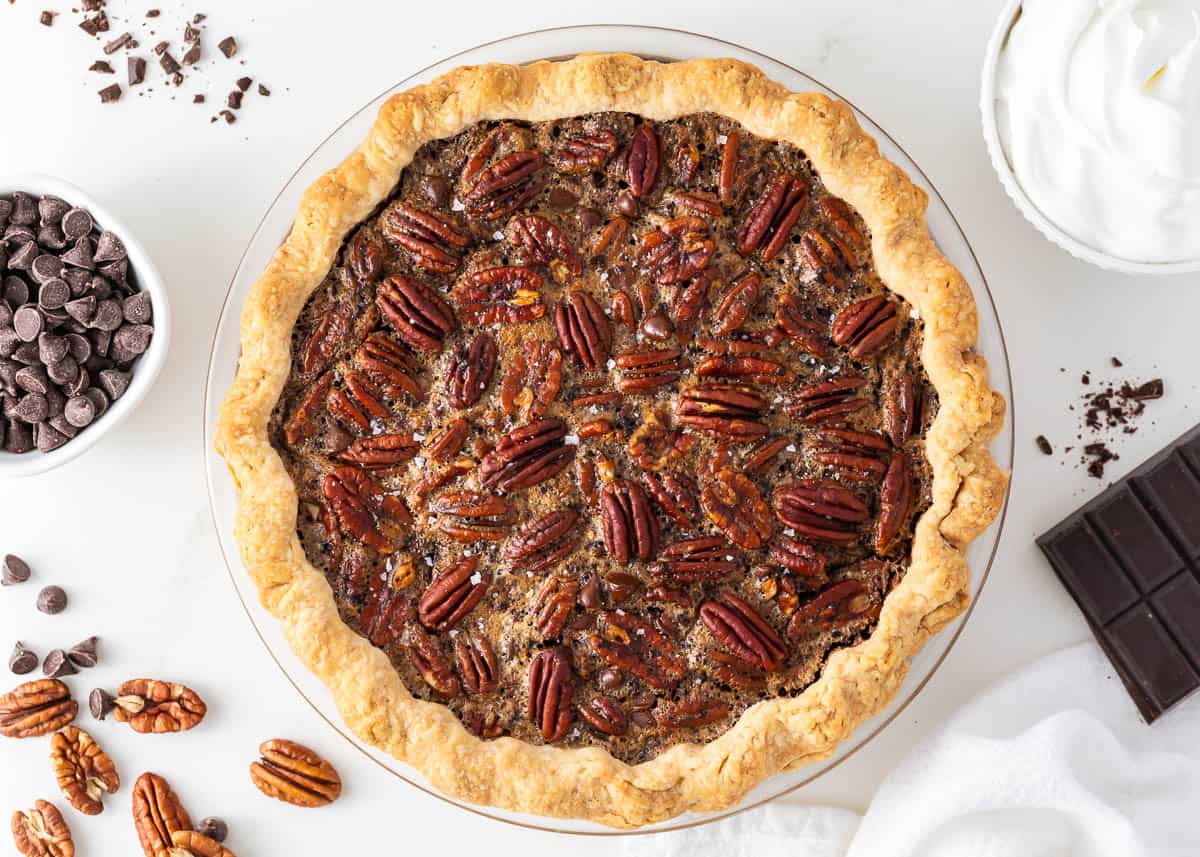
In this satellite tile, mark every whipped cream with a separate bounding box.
[996,0,1200,263]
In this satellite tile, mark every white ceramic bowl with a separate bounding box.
[980,0,1200,276]
[0,174,170,477]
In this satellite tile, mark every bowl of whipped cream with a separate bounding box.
[982,0,1200,274]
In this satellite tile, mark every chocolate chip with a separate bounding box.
[64,395,96,428]
[91,299,123,332]
[11,342,40,365]
[37,226,67,251]
[89,328,111,357]
[67,636,99,668]
[597,668,623,691]
[5,418,32,453]
[2,554,31,585]
[38,279,69,310]
[34,422,68,451]
[227,90,243,110]
[98,259,127,284]
[3,276,29,306]
[12,306,42,342]
[9,642,37,675]
[7,241,38,271]
[128,56,147,86]
[0,359,16,393]
[90,60,115,74]
[112,323,152,357]
[45,356,79,387]
[65,296,97,326]
[98,84,123,104]
[12,392,47,424]
[0,199,11,227]
[63,268,91,297]
[42,649,77,678]
[64,333,91,364]
[48,414,78,439]
[37,197,69,228]
[0,330,18,360]
[15,365,50,395]
[97,369,129,400]
[36,585,67,614]
[92,231,125,264]
[547,187,578,209]
[578,208,602,231]
[640,312,673,341]
[62,237,95,270]
[122,291,151,324]
[11,193,37,226]
[89,688,115,720]
[615,191,638,218]
[195,818,228,844]
[218,36,237,58]
[83,386,110,416]
[44,386,64,419]
[30,255,62,285]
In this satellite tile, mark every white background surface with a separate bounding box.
[2,1,1197,853]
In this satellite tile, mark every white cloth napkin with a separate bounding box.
[623,643,1200,856]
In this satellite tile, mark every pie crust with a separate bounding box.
[215,54,1007,827]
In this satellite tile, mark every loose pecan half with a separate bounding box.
[641,470,700,528]
[283,372,333,447]
[407,626,459,696]
[510,214,581,277]
[452,265,546,327]
[773,481,869,545]
[811,428,889,479]
[356,332,423,403]
[348,230,385,283]
[479,418,576,492]
[380,203,470,273]
[701,468,773,550]
[775,293,832,358]
[464,150,547,220]
[430,490,513,542]
[50,726,119,815]
[590,611,686,691]
[112,680,206,734]
[600,479,659,563]
[658,697,730,729]
[0,679,76,739]
[736,175,809,262]
[876,452,913,554]
[552,130,618,172]
[706,649,767,691]
[504,508,581,573]
[769,535,827,579]
[800,228,857,284]
[639,217,714,284]
[169,831,235,857]
[376,276,458,352]
[323,466,411,552]
[337,434,419,469]
[554,290,612,370]
[884,369,921,445]
[676,384,768,442]
[788,572,881,641]
[712,273,761,337]
[579,696,628,737]
[418,554,491,631]
[626,124,660,198]
[11,800,73,857]
[532,575,580,639]
[651,536,740,583]
[832,297,900,358]
[695,354,796,385]
[455,635,499,695]
[131,772,190,857]
[326,370,390,433]
[528,646,574,742]
[787,376,873,424]
[360,568,412,647]
[700,592,787,671]
[447,331,498,409]
[427,417,469,462]
[249,739,342,808]
[615,344,686,392]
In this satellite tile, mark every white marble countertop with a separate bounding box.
[2,0,1198,853]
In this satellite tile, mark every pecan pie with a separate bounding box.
[216,55,1007,826]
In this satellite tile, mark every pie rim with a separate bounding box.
[214,53,1008,828]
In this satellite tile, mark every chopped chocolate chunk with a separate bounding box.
[236,76,251,91]
[79,12,108,36]
[193,93,205,104]
[218,109,236,124]
[227,90,242,109]
[97,84,121,104]
[90,60,115,74]
[146,9,160,17]
[1035,435,1053,456]
[181,41,200,65]
[1127,379,1164,401]
[159,51,180,75]
[183,23,200,42]
[192,13,206,23]
[153,40,169,55]
[39,10,55,26]
[128,56,146,85]
[103,32,134,54]
[218,35,237,58]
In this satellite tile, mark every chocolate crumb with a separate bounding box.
[39,10,55,26]
[193,13,206,23]
[146,9,160,17]
[257,83,270,96]
[1111,356,1123,367]
[1035,435,1053,456]
[227,90,242,109]
[128,56,146,85]
[98,83,122,103]
[90,60,115,73]
[236,76,251,91]
[218,35,237,58]
[1081,372,1090,385]
[219,109,236,124]
[193,93,205,103]
[1083,442,1118,479]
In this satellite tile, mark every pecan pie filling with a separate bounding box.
[269,112,936,765]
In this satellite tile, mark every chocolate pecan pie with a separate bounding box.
[216,55,1007,826]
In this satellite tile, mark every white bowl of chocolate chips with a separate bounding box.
[0,175,169,477]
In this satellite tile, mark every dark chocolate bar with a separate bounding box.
[1037,423,1200,722]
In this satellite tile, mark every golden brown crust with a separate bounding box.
[215,54,1007,827]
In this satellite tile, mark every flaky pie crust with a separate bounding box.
[215,54,1007,827]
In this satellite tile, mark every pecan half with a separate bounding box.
[832,297,900,358]
[773,481,868,545]
[112,680,206,734]
[504,509,581,573]
[743,435,790,475]
[615,344,686,392]
[510,214,581,276]
[658,697,730,729]
[676,384,768,441]
[787,572,881,641]
[131,772,190,857]
[360,568,412,647]
[701,468,773,550]
[712,273,761,336]
[700,592,787,671]
[337,434,418,469]
[407,626,459,696]
[706,649,767,691]
[464,150,546,220]
[326,370,390,433]
[816,196,867,254]
[323,466,411,552]
[600,479,659,563]
[418,554,491,631]
[300,302,351,375]
[283,372,333,447]
[589,611,686,691]
[447,331,498,409]
[554,290,612,370]
[348,230,385,283]
[626,124,660,198]
[455,635,499,695]
[639,217,714,284]
[775,293,832,358]
[884,369,921,445]
[736,175,809,262]
[579,696,629,737]
[769,535,827,579]
[479,418,575,492]
[552,130,618,172]
[674,138,701,184]
[427,418,469,462]
[876,452,913,554]
[170,831,235,857]
[718,131,740,203]
[528,646,574,742]
[11,800,73,857]
[651,536,740,583]
[377,276,458,352]
[431,490,513,542]
[532,575,579,639]
[50,726,119,815]
[0,679,76,739]
[811,428,889,479]
[249,739,342,808]
[672,275,709,344]
[452,265,546,327]
[787,376,872,424]
[800,228,857,284]
[695,354,796,385]
[671,190,723,217]
[380,204,470,273]
[356,332,423,403]
[641,470,700,528]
